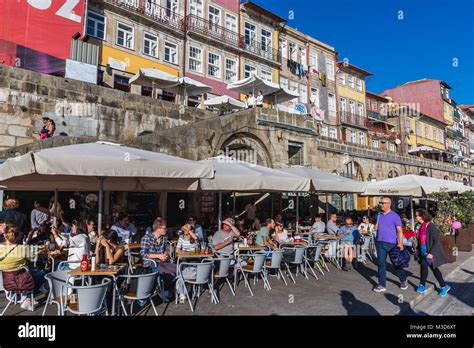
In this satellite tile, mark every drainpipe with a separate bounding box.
[182,0,188,78]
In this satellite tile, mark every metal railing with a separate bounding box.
[242,38,281,63]
[185,14,242,48]
[367,110,387,122]
[339,111,367,128]
[106,0,185,31]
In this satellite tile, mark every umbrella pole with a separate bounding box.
[410,197,415,231]
[271,193,274,218]
[325,194,329,223]
[98,178,104,236]
[296,194,299,233]
[218,192,222,230]
[232,192,236,216]
[53,189,59,227]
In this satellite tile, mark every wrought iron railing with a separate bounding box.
[185,14,242,48]
[367,110,387,122]
[106,0,185,31]
[242,38,281,63]
[339,111,367,128]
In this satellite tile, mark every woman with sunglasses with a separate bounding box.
[274,222,289,242]
[414,209,450,297]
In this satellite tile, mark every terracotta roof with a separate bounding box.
[337,62,372,77]
[366,91,389,102]
[241,1,286,23]
[399,78,452,90]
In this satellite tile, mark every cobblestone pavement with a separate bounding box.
[1,250,472,316]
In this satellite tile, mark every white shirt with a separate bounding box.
[276,229,289,242]
[311,221,326,233]
[54,233,90,269]
[111,223,137,244]
[247,96,256,107]
[256,95,264,106]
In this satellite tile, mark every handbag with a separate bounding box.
[389,246,410,269]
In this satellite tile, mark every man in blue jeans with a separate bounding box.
[373,197,407,292]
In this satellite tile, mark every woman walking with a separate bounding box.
[414,209,451,297]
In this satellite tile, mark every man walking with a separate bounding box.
[373,197,408,292]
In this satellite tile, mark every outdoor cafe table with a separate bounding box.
[36,248,68,270]
[68,263,127,316]
[124,243,141,250]
[175,251,215,279]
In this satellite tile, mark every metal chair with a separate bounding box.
[116,271,159,316]
[234,252,270,296]
[263,249,287,288]
[42,271,75,316]
[358,235,373,264]
[56,260,81,271]
[208,256,235,302]
[0,267,34,315]
[176,259,217,312]
[282,246,308,283]
[304,244,325,279]
[60,278,111,316]
[167,240,177,262]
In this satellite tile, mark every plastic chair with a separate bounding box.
[116,271,159,316]
[176,259,216,312]
[282,246,308,284]
[235,252,270,296]
[43,271,75,315]
[0,267,34,315]
[60,278,111,316]
[263,249,287,288]
[208,256,235,302]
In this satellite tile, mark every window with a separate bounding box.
[288,141,303,166]
[329,128,337,139]
[322,125,328,137]
[116,22,134,49]
[225,13,237,33]
[261,29,272,55]
[356,78,363,91]
[328,93,336,115]
[443,103,447,112]
[372,139,380,149]
[380,103,386,115]
[300,84,307,103]
[358,132,365,145]
[189,0,203,17]
[339,97,347,112]
[280,77,288,90]
[350,130,356,143]
[188,46,202,72]
[440,130,444,144]
[143,32,158,57]
[225,58,237,82]
[388,142,396,152]
[208,52,221,78]
[300,47,307,66]
[326,58,334,80]
[114,75,129,92]
[208,5,220,31]
[261,69,273,82]
[433,128,437,142]
[357,102,364,117]
[87,11,105,40]
[244,22,256,46]
[309,51,318,69]
[289,42,297,61]
[348,75,355,88]
[338,72,345,85]
[310,87,319,107]
[349,100,356,114]
[289,80,298,92]
[244,64,256,78]
[166,0,178,15]
[372,100,377,110]
[279,38,287,59]
[164,41,178,64]
[425,126,430,139]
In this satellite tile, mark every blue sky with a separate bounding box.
[253,0,474,104]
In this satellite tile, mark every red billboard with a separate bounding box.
[0,0,85,74]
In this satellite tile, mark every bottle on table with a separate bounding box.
[80,254,89,272]
[91,254,96,272]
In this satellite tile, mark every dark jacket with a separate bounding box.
[425,223,448,268]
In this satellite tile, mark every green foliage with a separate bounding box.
[430,191,474,235]
[216,102,232,116]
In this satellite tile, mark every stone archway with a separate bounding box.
[388,169,399,178]
[217,132,273,167]
[444,175,450,181]
[419,170,428,176]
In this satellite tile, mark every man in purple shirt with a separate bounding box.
[373,197,407,293]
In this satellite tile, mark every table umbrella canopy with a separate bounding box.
[129,68,179,89]
[227,75,280,96]
[0,142,214,191]
[363,174,465,197]
[198,156,311,192]
[266,87,300,104]
[203,95,246,109]
[279,166,366,193]
[165,76,212,96]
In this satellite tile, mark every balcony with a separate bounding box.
[242,39,281,63]
[454,109,461,121]
[453,129,464,139]
[339,111,367,128]
[185,14,242,50]
[105,0,184,32]
[367,110,388,122]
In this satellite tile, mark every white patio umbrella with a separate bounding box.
[203,95,246,109]
[165,76,212,97]
[227,75,280,96]
[0,141,214,233]
[266,87,300,105]
[199,156,311,229]
[129,68,179,89]
[363,174,466,229]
